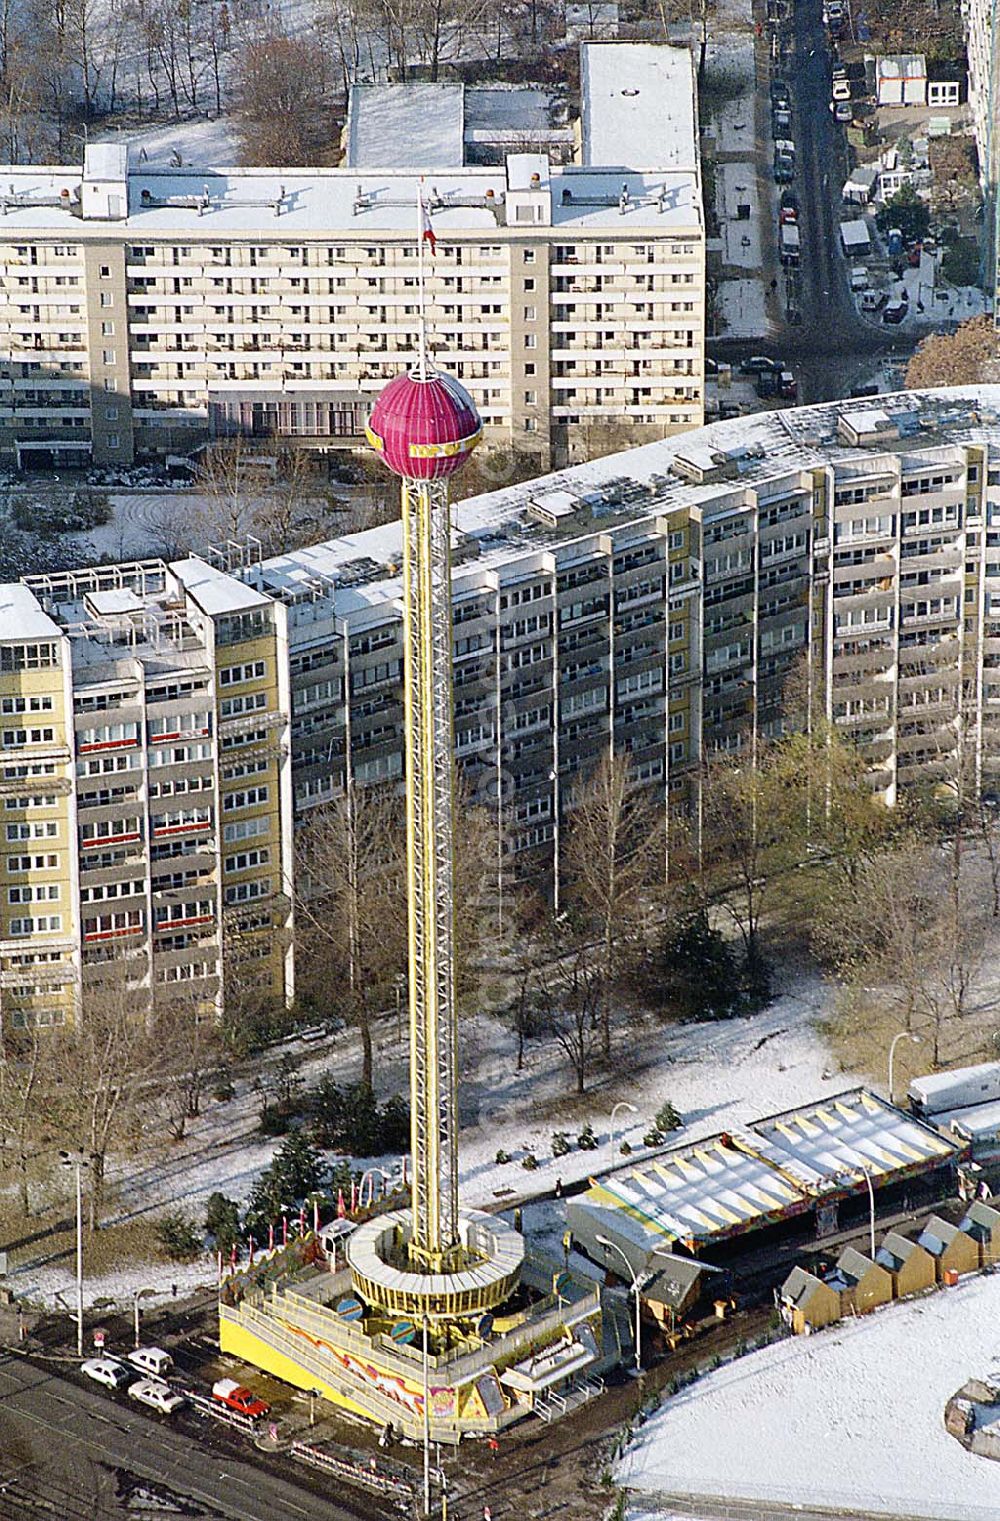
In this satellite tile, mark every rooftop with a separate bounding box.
[0,160,697,235]
[0,583,63,644]
[344,84,466,169]
[248,387,1000,632]
[580,42,697,171]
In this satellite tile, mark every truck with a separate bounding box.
[779,223,801,266]
[840,219,872,259]
[211,1378,271,1420]
[908,1061,1000,1118]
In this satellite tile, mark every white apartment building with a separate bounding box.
[0,44,704,474]
[963,0,1000,308]
[0,558,294,1030]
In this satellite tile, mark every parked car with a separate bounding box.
[780,189,799,213]
[850,266,869,291]
[756,370,781,398]
[849,383,880,398]
[128,1379,186,1415]
[779,370,798,399]
[832,62,848,81]
[774,153,795,183]
[861,290,888,313]
[128,1347,174,1380]
[81,1358,133,1392]
[773,138,795,157]
[705,356,719,376]
[882,300,908,325]
[211,1378,270,1420]
[740,355,783,375]
[770,78,790,104]
[833,100,853,122]
[832,79,851,101]
[779,205,798,225]
[772,106,792,132]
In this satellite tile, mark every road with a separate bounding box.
[0,1353,372,1521]
[711,0,919,402]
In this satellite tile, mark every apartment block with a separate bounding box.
[0,559,294,1030]
[6,387,1000,1017]
[246,388,1000,884]
[0,45,704,474]
[963,0,1000,309]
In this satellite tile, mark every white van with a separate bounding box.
[850,267,869,291]
[128,1346,173,1379]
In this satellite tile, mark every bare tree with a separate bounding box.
[40,966,156,1230]
[563,751,662,1057]
[153,995,223,1141]
[0,1025,43,1217]
[536,932,603,1095]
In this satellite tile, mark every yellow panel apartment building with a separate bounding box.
[0,559,294,1030]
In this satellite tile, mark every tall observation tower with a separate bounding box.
[345,304,524,1322]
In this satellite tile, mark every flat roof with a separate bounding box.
[0,162,698,235]
[345,84,465,169]
[249,386,1000,633]
[0,584,63,643]
[170,557,271,617]
[580,42,696,171]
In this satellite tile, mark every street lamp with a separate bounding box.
[857,1158,876,1259]
[888,1030,921,1104]
[595,1234,642,1375]
[610,1101,638,1157]
[59,1150,91,1358]
[132,1285,156,1350]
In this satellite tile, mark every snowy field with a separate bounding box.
[621,1270,1000,1521]
[92,118,242,170]
[7,975,844,1313]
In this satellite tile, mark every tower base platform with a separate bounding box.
[219,1239,625,1443]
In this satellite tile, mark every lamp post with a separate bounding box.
[422,1314,432,1518]
[888,1030,921,1104]
[595,1234,642,1375]
[59,1150,91,1358]
[610,1101,638,1157]
[857,1159,876,1259]
[132,1286,156,1350]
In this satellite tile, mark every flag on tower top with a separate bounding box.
[419,184,436,255]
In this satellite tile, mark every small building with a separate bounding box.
[840,219,872,258]
[877,54,928,107]
[843,165,879,205]
[958,1200,1000,1267]
[875,1231,937,1299]
[778,1267,841,1335]
[641,1258,704,1331]
[825,1246,893,1315]
[917,1214,980,1280]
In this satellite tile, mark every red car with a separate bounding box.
[212,1378,270,1419]
[779,206,798,225]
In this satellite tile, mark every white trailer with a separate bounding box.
[908,1061,1000,1117]
[780,223,801,266]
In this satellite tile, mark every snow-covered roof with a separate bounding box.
[0,584,62,643]
[170,557,271,617]
[249,386,1000,635]
[84,141,128,181]
[344,84,466,169]
[0,161,697,235]
[750,1089,955,1189]
[580,41,697,171]
[877,53,927,79]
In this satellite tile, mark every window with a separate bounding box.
[523,277,536,290]
[100,264,111,277]
[101,321,114,335]
[8,885,60,904]
[524,390,537,405]
[1,697,52,714]
[219,660,266,686]
[107,434,120,450]
[224,847,270,872]
[523,250,536,264]
[223,786,269,812]
[6,822,58,841]
[104,378,117,393]
[220,691,267,718]
[223,815,269,844]
[9,915,62,935]
[2,729,55,747]
[524,334,537,349]
[99,292,113,308]
[102,350,116,366]
[523,306,536,321]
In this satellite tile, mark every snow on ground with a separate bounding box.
[91,118,241,169]
[7,976,842,1312]
[620,1270,1000,1521]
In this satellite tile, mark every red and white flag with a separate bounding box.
[419,184,436,255]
